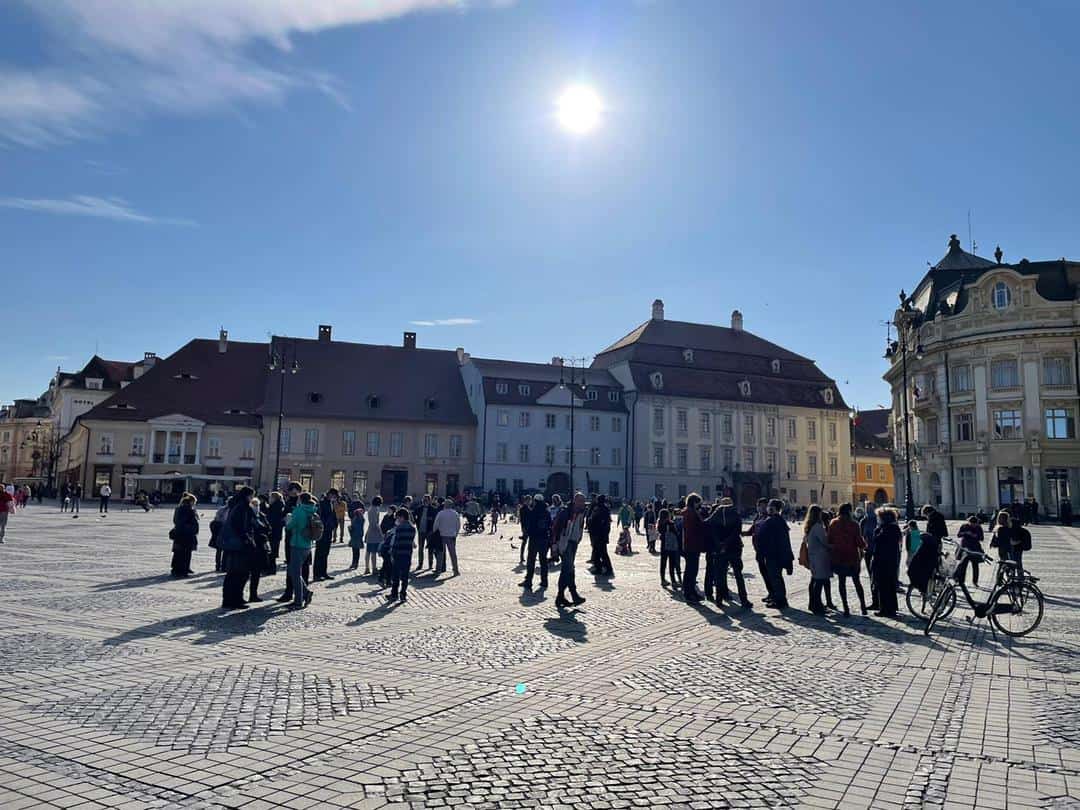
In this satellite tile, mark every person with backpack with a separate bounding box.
[1008,514,1031,571]
[388,508,417,602]
[285,492,318,609]
[220,487,256,610]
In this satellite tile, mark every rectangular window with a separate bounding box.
[241,438,255,460]
[279,428,291,453]
[545,445,556,464]
[353,471,368,497]
[495,382,508,395]
[608,480,620,497]
[827,421,837,442]
[743,414,754,441]
[588,479,600,495]
[304,429,319,455]
[449,434,463,458]
[446,474,460,497]
[612,416,623,432]
[590,447,601,465]
[424,433,438,457]
[676,409,688,434]
[519,411,531,428]
[951,364,973,392]
[653,408,664,432]
[130,435,145,456]
[425,473,438,496]
[702,485,711,501]
[590,416,600,432]
[390,432,403,457]
[787,452,798,476]
[830,490,839,505]
[807,419,817,441]
[608,390,620,403]
[565,414,572,430]
[495,478,507,493]
[330,470,345,491]
[497,410,509,427]
[654,483,664,499]
[519,444,530,463]
[743,448,754,470]
[808,454,818,475]
[1046,408,1076,439]
[700,446,711,472]
[766,417,777,442]
[99,433,113,455]
[879,465,887,481]
[342,430,356,456]
[991,359,1019,388]
[518,384,531,396]
[724,448,734,470]
[496,442,508,462]
[766,449,777,471]
[700,412,711,437]
[955,413,974,442]
[546,413,557,429]
[513,479,525,495]
[653,444,664,468]
[993,409,1022,440]
[611,447,622,466]
[677,446,688,470]
[207,437,221,459]
[925,417,939,445]
[1044,357,1072,386]
[958,467,977,504]
[721,413,733,437]
[810,489,819,504]
[787,418,797,440]
[828,455,838,477]
[866,464,873,479]
[366,431,380,456]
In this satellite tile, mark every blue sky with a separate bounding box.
[3,0,1080,412]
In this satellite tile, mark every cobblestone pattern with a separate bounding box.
[355,624,577,669]
[1036,691,1080,748]
[0,631,149,673]
[32,663,412,753]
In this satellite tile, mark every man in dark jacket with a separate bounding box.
[413,494,437,571]
[706,497,752,607]
[743,498,770,600]
[221,487,255,609]
[520,493,552,590]
[313,489,338,581]
[757,499,794,610]
[861,504,879,610]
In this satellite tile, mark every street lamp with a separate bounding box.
[889,293,923,520]
[268,341,301,490]
[558,357,587,497]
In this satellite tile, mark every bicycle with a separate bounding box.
[907,538,958,621]
[924,549,1043,637]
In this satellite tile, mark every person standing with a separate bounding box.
[413,495,437,571]
[1009,515,1032,572]
[333,495,348,543]
[552,492,588,608]
[267,491,286,564]
[643,503,657,552]
[221,487,256,610]
[633,501,644,534]
[710,496,751,607]
[313,489,338,581]
[0,483,12,543]
[988,510,1012,565]
[657,509,681,587]
[758,499,794,610]
[275,482,306,604]
[285,492,317,609]
[99,482,112,515]
[860,503,879,609]
[70,482,82,517]
[744,498,771,601]
[433,497,462,577]
[59,483,69,512]
[588,494,614,577]
[347,504,366,571]
[680,493,707,603]
[517,495,533,565]
[827,503,868,616]
[956,514,985,586]
[871,508,902,617]
[804,505,831,615]
[520,493,551,590]
[388,508,417,602]
[169,493,199,577]
[364,496,384,575]
[618,501,632,536]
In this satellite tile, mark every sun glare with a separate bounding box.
[556,84,603,134]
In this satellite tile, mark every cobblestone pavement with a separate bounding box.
[0,505,1078,809]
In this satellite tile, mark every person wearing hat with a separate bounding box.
[520,493,552,590]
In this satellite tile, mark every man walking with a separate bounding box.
[551,492,588,608]
[432,497,461,576]
[99,483,112,515]
[758,499,794,610]
[520,493,551,590]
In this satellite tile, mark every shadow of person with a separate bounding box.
[542,613,588,644]
[91,573,174,592]
[347,601,399,626]
[101,603,283,647]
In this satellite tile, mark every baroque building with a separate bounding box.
[851,408,894,506]
[885,235,1080,518]
[592,301,852,509]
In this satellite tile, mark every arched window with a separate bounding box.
[771,359,781,374]
[650,372,664,391]
[992,282,1011,310]
[738,380,751,398]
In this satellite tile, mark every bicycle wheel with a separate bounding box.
[908,578,957,620]
[990,581,1044,637]
[924,582,956,636]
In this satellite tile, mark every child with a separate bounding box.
[616,525,633,556]
[347,505,366,571]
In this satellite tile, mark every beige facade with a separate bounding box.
[0,410,53,484]
[261,416,474,501]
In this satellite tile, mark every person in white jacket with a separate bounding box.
[432,498,462,576]
[364,496,384,575]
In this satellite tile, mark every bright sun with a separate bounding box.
[556,84,603,134]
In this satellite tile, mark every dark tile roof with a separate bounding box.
[852,408,892,450]
[470,358,626,412]
[625,363,849,412]
[261,337,475,426]
[1,398,50,420]
[597,318,812,363]
[81,340,269,427]
[931,235,997,271]
[62,355,138,390]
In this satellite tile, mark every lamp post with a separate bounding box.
[558,357,587,497]
[890,295,923,520]
[268,341,300,490]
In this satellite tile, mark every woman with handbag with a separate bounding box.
[803,505,831,615]
[170,493,199,578]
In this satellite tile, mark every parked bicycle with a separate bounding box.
[907,538,958,620]
[923,548,1043,636]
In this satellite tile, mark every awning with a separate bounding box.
[132,473,251,482]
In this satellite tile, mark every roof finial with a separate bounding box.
[948,233,961,251]
[994,245,1003,264]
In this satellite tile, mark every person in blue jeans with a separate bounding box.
[388,509,417,603]
[551,492,588,609]
[286,492,317,609]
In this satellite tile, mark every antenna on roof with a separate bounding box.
[967,209,974,253]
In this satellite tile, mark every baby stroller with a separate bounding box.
[464,512,485,535]
[615,526,633,556]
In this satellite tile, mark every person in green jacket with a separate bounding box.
[618,502,633,532]
[286,492,317,609]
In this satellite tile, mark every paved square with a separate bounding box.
[0,506,1078,809]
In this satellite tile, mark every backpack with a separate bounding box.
[1020,529,1032,552]
[662,525,681,552]
[306,509,324,542]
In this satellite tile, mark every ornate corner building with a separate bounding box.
[884,234,1080,518]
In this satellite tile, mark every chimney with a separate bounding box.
[133,352,157,379]
[218,329,228,354]
[651,299,664,321]
[318,325,332,343]
[455,347,470,365]
[731,310,743,331]
[552,356,564,366]
[403,331,417,349]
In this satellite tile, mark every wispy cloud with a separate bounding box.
[2,1,510,147]
[410,318,480,327]
[0,195,196,226]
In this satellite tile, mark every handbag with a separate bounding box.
[798,537,810,569]
[168,528,179,541]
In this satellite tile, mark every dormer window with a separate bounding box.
[224,408,248,415]
[738,380,752,398]
[107,401,136,410]
[992,282,1011,310]
[495,382,509,395]
[425,397,439,411]
[586,389,598,401]
[173,371,198,381]
[608,391,620,402]
[518,384,531,396]
[771,359,781,374]
[367,395,381,409]
[307,392,323,404]
[650,372,664,391]
[823,388,835,405]
[86,378,103,390]
[683,349,694,363]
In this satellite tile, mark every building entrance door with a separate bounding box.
[1046,469,1071,516]
[546,472,570,499]
[997,466,1023,506]
[381,469,408,503]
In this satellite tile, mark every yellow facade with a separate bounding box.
[852,450,894,505]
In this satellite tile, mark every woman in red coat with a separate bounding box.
[681,493,707,603]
